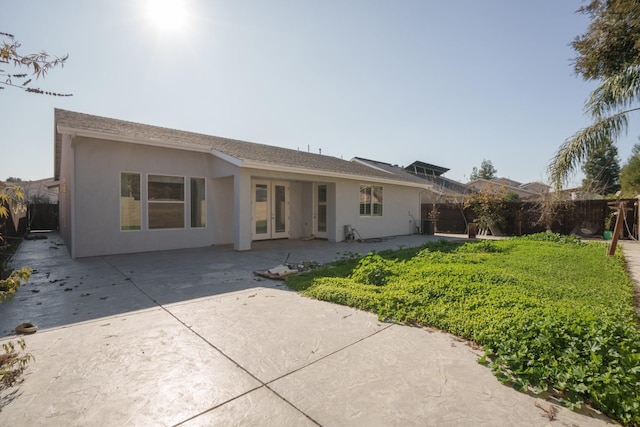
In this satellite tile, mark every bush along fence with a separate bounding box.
[424,199,638,239]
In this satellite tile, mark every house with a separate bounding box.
[353,158,468,205]
[402,160,470,203]
[467,178,548,200]
[20,178,59,204]
[54,109,427,258]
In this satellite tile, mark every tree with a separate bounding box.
[572,0,640,80]
[0,184,32,390]
[1,32,71,96]
[581,138,621,194]
[469,159,497,181]
[619,142,640,196]
[549,1,640,189]
[464,187,510,232]
[5,177,22,183]
[0,31,66,393]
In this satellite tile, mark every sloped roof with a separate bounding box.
[353,158,472,202]
[54,109,424,187]
[352,157,433,185]
[467,178,540,199]
[492,177,522,187]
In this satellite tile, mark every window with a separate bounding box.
[148,175,184,229]
[120,173,141,231]
[190,177,206,228]
[359,185,383,216]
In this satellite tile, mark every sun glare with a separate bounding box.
[145,0,189,33]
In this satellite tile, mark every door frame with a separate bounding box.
[251,180,290,240]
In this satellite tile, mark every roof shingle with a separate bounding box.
[54,109,423,185]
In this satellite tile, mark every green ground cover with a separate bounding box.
[286,234,640,426]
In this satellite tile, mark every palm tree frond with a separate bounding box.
[549,112,630,189]
[587,65,640,118]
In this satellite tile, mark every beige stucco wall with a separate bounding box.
[72,137,230,257]
[334,180,420,241]
[65,135,422,257]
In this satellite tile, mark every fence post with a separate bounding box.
[607,202,624,256]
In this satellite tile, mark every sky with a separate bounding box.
[2,0,638,186]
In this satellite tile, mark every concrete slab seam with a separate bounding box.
[264,322,395,387]
[171,385,263,426]
[163,310,324,426]
[162,293,394,426]
[101,256,324,425]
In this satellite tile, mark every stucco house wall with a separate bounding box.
[334,180,420,240]
[72,137,224,257]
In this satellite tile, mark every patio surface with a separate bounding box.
[0,232,619,426]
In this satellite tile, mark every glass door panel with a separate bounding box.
[253,182,270,239]
[274,185,286,233]
[315,184,328,238]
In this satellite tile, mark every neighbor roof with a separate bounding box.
[405,161,450,177]
[54,109,426,187]
[351,157,434,186]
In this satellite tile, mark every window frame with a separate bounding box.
[147,174,185,230]
[359,184,383,217]
[120,172,141,231]
[190,177,206,228]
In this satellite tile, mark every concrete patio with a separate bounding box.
[0,233,616,426]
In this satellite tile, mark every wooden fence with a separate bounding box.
[424,199,638,239]
[0,203,59,239]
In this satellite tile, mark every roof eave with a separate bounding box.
[240,160,427,188]
[56,125,212,154]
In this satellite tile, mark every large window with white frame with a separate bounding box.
[359,184,383,216]
[120,172,141,231]
[190,177,206,228]
[148,174,185,229]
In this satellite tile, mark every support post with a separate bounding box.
[607,202,624,256]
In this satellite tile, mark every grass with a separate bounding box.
[286,234,640,426]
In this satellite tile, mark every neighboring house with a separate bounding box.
[54,109,427,258]
[402,160,470,203]
[467,178,546,200]
[491,177,522,188]
[354,158,470,206]
[520,181,551,195]
[20,178,59,203]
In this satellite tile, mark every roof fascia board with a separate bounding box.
[56,126,212,154]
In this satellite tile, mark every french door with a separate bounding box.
[313,183,328,238]
[252,180,290,240]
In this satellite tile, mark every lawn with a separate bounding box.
[286,234,640,426]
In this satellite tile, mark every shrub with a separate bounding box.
[350,252,395,286]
